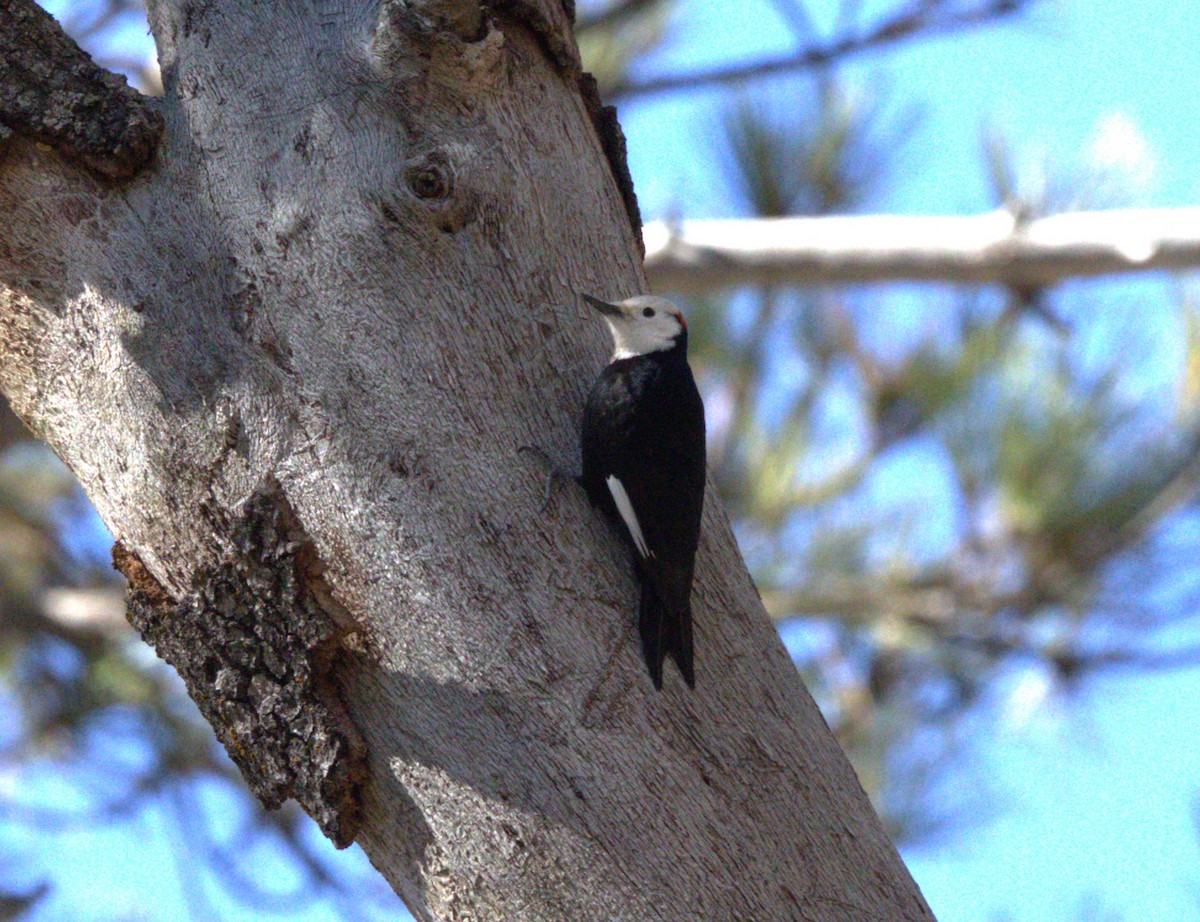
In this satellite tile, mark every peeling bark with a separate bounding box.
[0,1,932,919]
[578,72,643,254]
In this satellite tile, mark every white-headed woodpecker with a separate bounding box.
[580,293,706,689]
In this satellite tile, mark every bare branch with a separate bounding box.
[38,586,127,633]
[610,0,1033,99]
[644,207,1200,292]
[940,631,1200,677]
[575,0,661,33]
[0,0,161,177]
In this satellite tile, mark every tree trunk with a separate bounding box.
[0,1,934,919]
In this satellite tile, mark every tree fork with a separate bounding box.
[0,1,933,919]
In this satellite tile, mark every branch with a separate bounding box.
[0,0,161,177]
[644,207,1200,293]
[940,631,1200,677]
[575,0,660,33]
[0,395,28,451]
[610,0,1033,99]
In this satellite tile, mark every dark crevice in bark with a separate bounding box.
[402,0,487,42]
[374,0,483,59]
[0,0,162,178]
[112,478,368,848]
[577,72,643,255]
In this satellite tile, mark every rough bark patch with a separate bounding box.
[0,0,162,178]
[112,480,368,848]
[489,0,581,77]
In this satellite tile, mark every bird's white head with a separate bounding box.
[583,294,687,361]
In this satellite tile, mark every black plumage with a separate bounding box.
[580,295,706,689]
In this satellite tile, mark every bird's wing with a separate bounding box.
[605,475,654,560]
[609,462,702,616]
[584,356,705,614]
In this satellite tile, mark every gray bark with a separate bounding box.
[0,1,933,919]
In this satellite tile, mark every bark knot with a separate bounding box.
[407,153,455,201]
[112,479,368,848]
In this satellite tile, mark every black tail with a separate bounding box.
[638,580,695,690]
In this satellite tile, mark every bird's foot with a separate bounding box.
[518,445,575,513]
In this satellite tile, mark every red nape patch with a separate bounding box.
[673,311,687,329]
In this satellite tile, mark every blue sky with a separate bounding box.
[13,1,1200,920]
[622,0,1200,216]
[618,1,1200,919]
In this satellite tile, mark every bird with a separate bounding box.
[579,293,706,689]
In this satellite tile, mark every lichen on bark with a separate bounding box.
[112,479,367,848]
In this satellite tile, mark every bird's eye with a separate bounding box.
[642,308,656,318]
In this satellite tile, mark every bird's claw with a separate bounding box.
[518,445,567,513]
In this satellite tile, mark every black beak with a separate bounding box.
[582,293,622,318]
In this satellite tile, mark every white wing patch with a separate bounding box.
[606,475,654,559]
